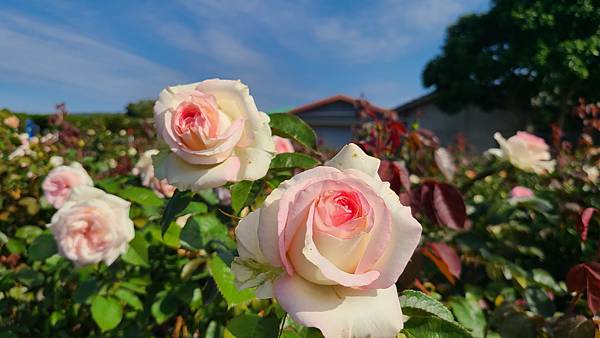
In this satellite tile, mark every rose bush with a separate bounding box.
[0,87,598,337]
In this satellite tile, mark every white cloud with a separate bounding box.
[0,11,184,110]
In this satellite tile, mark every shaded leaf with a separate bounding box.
[566,262,600,314]
[161,190,193,234]
[230,181,255,214]
[422,242,461,284]
[402,316,474,338]
[121,233,149,267]
[448,293,486,338]
[119,186,163,207]
[28,233,57,261]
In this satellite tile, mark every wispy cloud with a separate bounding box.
[0,11,184,111]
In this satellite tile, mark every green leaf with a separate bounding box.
[73,279,98,303]
[115,288,143,311]
[121,233,149,267]
[6,238,26,255]
[523,287,555,317]
[198,189,219,206]
[225,314,280,338]
[15,226,43,242]
[161,190,194,234]
[208,255,254,307]
[91,296,123,331]
[399,290,454,322]
[119,186,164,207]
[15,268,44,288]
[194,214,234,248]
[180,217,203,250]
[28,233,57,261]
[163,222,181,248]
[269,153,319,171]
[151,292,178,324]
[269,113,317,150]
[402,316,474,338]
[448,293,486,338]
[180,201,208,215]
[230,181,254,214]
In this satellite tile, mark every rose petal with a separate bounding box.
[325,143,380,178]
[274,274,403,338]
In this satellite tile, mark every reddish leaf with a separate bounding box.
[566,262,600,315]
[432,183,467,230]
[378,160,410,195]
[411,181,467,230]
[578,208,596,241]
[422,242,462,285]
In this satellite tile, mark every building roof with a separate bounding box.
[289,94,394,118]
[393,92,437,114]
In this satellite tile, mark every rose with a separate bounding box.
[153,79,275,191]
[3,115,19,129]
[47,186,134,266]
[488,131,555,174]
[272,135,294,154]
[133,149,176,198]
[510,186,534,199]
[232,143,422,337]
[42,162,94,208]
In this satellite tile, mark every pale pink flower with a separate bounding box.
[272,136,294,154]
[42,162,93,208]
[47,186,134,266]
[3,115,19,129]
[510,186,534,199]
[488,131,555,174]
[133,149,176,198]
[231,144,422,337]
[153,79,275,191]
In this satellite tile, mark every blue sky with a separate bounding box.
[0,0,487,113]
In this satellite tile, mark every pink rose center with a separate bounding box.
[317,190,363,227]
[173,95,221,151]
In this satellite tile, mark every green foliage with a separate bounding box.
[423,0,600,125]
[125,99,154,118]
[209,255,255,307]
[91,296,123,331]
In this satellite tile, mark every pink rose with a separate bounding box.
[133,149,176,198]
[42,162,94,208]
[272,136,294,154]
[488,131,555,174]
[232,144,422,337]
[153,79,275,191]
[3,115,20,129]
[510,186,534,199]
[47,186,135,266]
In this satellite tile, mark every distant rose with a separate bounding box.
[42,162,93,208]
[510,186,534,199]
[48,186,135,266]
[583,164,598,184]
[133,149,176,198]
[153,79,275,191]
[272,136,294,154]
[488,131,555,174]
[232,144,422,338]
[3,115,19,129]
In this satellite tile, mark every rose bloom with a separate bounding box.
[153,79,275,191]
[434,147,456,181]
[3,115,20,129]
[272,135,294,154]
[133,149,176,198]
[488,131,556,174]
[232,144,422,338]
[48,186,134,266]
[42,162,94,208]
[510,186,534,199]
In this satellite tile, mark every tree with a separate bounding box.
[125,99,154,118]
[423,0,600,127]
